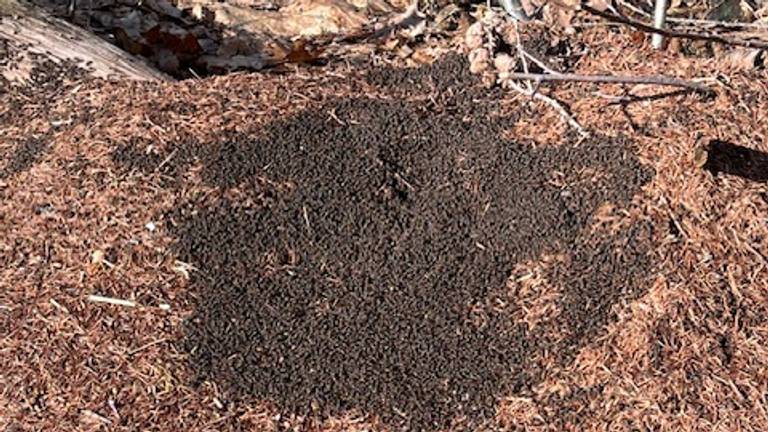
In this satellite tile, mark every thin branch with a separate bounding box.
[582,4,768,49]
[512,20,534,92]
[521,49,560,74]
[503,71,712,92]
[506,80,589,137]
[87,294,137,307]
[617,0,768,29]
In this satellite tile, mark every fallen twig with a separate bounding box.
[512,21,534,92]
[506,80,589,137]
[86,294,171,310]
[503,71,711,92]
[82,409,112,425]
[521,49,559,74]
[49,298,70,313]
[582,4,768,49]
[87,294,136,308]
[617,0,768,30]
[128,338,169,356]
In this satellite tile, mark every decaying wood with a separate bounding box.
[0,0,170,83]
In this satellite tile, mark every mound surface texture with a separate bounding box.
[158,60,655,430]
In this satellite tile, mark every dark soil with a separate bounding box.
[549,221,654,352]
[111,136,199,187]
[365,54,477,95]
[0,136,50,180]
[105,58,657,430]
[1,36,91,180]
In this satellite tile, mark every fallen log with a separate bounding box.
[0,0,170,84]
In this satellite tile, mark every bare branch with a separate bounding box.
[520,50,560,74]
[87,295,137,308]
[582,4,768,49]
[617,0,768,29]
[505,80,589,137]
[504,71,711,92]
[512,21,534,92]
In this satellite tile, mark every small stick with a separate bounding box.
[87,295,137,308]
[502,71,710,92]
[512,21,534,92]
[583,4,768,49]
[521,49,560,75]
[302,205,311,231]
[155,149,177,172]
[82,409,112,425]
[506,80,589,137]
[128,338,168,356]
[49,298,70,313]
[87,295,171,310]
[108,399,120,419]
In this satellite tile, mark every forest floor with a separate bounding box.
[2,3,768,431]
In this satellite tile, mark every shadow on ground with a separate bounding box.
[703,139,768,183]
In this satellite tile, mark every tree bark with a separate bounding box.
[0,0,170,83]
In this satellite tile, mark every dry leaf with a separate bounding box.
[465,21,484,49]
[200,54,266,73]
[152,48,181,74]
[469,47,490,74]
[383,38,400,51]
[669,0,684,13]
[143,23,202,56]
[668,37,682,53]
[113,27,153,56]
[585,0,609,11]
[91,249,105,266]
[494,53,515,72]
[191,4,215,23]
[694,145,709,168]
[210,0,368,38]
[630,30,646,46]
[397,44,414,58]
[143,0,184,20]
[284,40,324,63]
[723,48,765,70]
[410,47,434,64]
[544,5,576,33]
